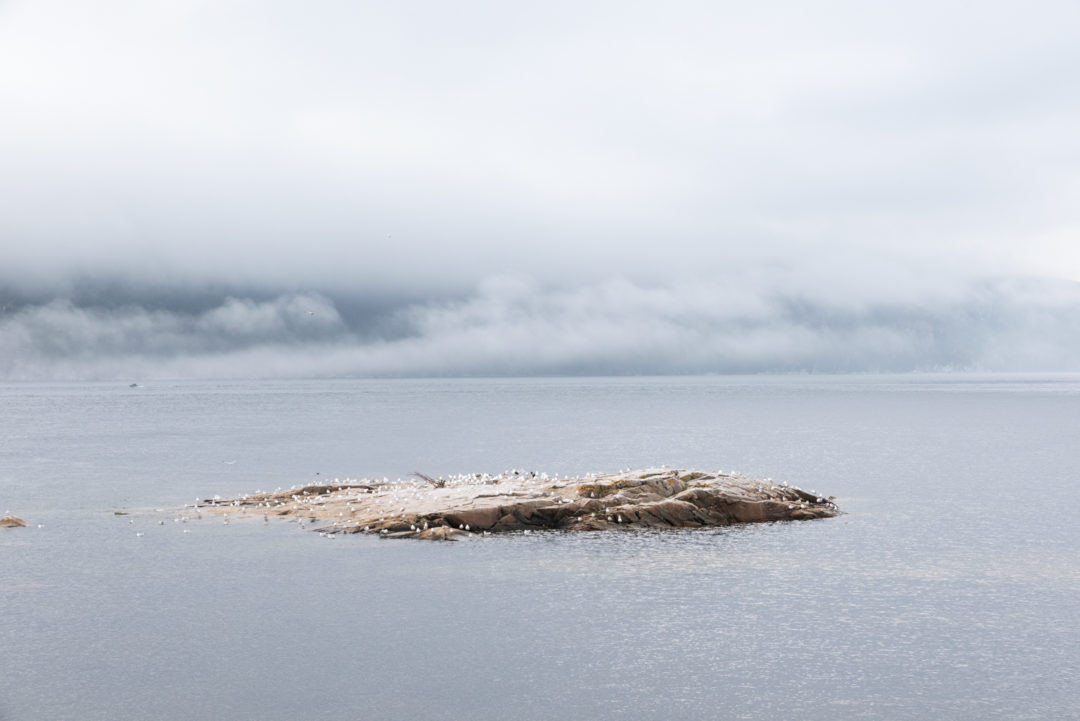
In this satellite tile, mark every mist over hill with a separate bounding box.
[3,272,1078,380]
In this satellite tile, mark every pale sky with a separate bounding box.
[1,0,1079,377]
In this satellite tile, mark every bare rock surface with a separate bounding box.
[1,515,28,528]
[186,468,840,540]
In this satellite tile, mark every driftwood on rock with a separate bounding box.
[189,468,840,540]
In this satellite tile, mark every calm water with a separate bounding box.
[2,376,1078,720]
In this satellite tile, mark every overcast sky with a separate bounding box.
[2,0,1079,377]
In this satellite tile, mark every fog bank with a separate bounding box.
[3,274,1078,380]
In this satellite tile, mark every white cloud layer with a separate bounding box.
[2,0,1080,293]
[2,1,1079,377]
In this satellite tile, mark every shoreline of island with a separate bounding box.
[179,468,841,540]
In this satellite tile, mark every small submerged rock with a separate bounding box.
[1,515,28,528]
[182,468,841,540]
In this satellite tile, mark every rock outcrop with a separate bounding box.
[189,468,840,540]
[1,515,28,528]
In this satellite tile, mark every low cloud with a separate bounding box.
[0,293,345,379]
[2,275,1079,380]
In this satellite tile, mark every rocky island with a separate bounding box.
[1,515,28,528]
[189,468,841,540]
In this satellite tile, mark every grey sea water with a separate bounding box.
[2,375,1078,720]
